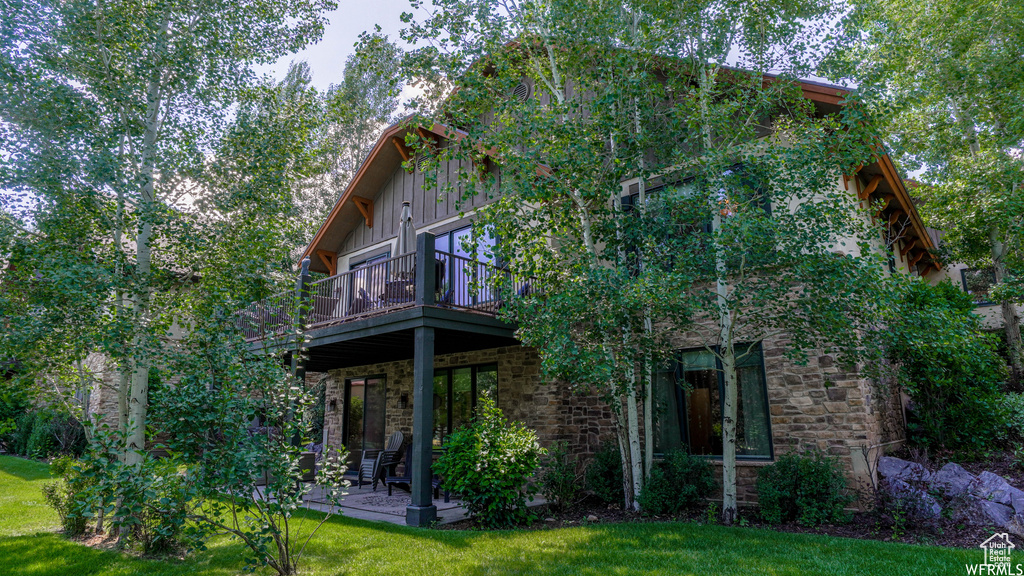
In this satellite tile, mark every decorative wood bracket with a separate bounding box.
[859,174,883,201]
[899,237,918,258]
[392,137,410,162]
[315,249,338,276]
[352,196,374,228]
[908,250,926,268]
[888,209,905,225]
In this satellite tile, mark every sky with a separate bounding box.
[255,0,419,91]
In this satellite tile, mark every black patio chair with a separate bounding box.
[384,449,449,502]
[358,431,405,491]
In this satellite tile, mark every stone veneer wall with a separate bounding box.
[666,331,906,505]
[323,338,903,507]
[321,346,617,461]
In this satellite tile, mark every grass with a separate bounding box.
[1,455,981,576]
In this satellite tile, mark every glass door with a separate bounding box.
[343,376,386,466]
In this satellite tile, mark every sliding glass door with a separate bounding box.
[343,376,386,466]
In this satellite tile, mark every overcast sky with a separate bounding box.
[255,0,419,91]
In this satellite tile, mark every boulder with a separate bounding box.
[972,471,1015,506]
[1011,488,1024,516]
[953,497,1015,528]
[878,456,931,484]
[882,478,943,519]
[932,463,977,498]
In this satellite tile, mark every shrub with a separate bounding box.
[41,455,94,536]
[0,382,30,452]
[638,450,716,516]
[539,441,582,511]
[585,442,624,505]
[883,279,1009,451]
[757,450,852,526]
[434,396,545,528]
[11,410,37,455]
[26,411,57,457]
[24,411,86,458]
[1005,393,1024,441]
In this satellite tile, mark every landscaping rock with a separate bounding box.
[1012,489,1024,515]
[953,497,1015,528]
[878,456,931,484]
[586,515,598,522]
[882,478,942,519]
[544,517,556,523]
[932,463,977,497]
[972,471,1015,506]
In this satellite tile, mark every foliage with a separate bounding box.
[874,479,939,538]
[831,0,1024,378]
[397,0,887,520]
[10,410,37,456]
[435,396,544,528]
[879,279,1008,451]
[757,451,853,527]
[24,411,86,459]
[637,450,716,516]
[585,443,625,506]
[41,455,94,536]
[0,454,981,576]
[539,441,583,511]
[0,379,30,451]
[1005,393,1024,441]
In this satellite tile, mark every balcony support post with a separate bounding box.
[407,324,437,526]
[415,233,436,306]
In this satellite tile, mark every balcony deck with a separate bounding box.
[236,236,529,372]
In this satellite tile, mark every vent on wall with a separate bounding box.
[512,82,531,102]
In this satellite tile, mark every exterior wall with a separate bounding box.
[931,262,1015,331]
[322,345,617,463]
[321,339,902,507]
[333,160,501,262]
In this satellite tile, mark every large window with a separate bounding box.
[432,364,498,446]
[435,225,499,305]
[653,344,772,459]
[343,376,386,466]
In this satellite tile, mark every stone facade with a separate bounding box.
[322,336,905,507]
[322,346,617,461]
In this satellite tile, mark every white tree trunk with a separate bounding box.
[720,341,739,524]
[124,27,165,466]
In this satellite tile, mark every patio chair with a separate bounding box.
[357,431,405,490]
[384,449,450,502]
[347,288,375,315]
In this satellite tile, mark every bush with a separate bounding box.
[24,411,86,458]
[0,382,30,452]
[11,410,37,455]
[539,441,582,511]
[638,450,716,516]
[883,279,1009,451]
[585,442,624,505]
[1005,393,1024,441]
[27,411,57,457]
[41,455,94,536]
[757,450,852,526]
[434,396,545,528]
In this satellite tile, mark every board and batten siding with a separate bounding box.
[336,157,500,259]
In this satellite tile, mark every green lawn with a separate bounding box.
[0,455,979,575]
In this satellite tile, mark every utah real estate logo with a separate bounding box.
[967,533,1023,575]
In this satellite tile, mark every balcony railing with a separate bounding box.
[236,234,533,342]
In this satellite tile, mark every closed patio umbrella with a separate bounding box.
[395,201,416,279]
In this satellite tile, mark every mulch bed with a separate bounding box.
[438,496,998,548]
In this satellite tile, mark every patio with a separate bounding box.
[302,482,548,526]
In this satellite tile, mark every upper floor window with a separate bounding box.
[653,343,772,459]
[961,267,997,305]
[435,225,497,264]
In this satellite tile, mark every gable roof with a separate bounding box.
[302,77,937,275]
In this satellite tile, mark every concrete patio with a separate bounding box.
[301,482,548,526]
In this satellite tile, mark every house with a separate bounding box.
[242,76,951,527]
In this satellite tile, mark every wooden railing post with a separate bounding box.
[415,233,436,306]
